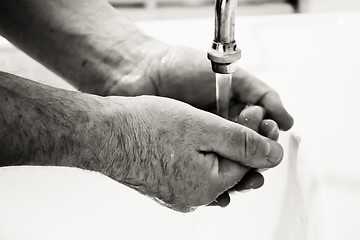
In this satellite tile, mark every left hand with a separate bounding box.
[104,39,293,130]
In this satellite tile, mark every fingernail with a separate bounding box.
[260,120,279,140]
[265,141,283,166]
[269,127,280,140]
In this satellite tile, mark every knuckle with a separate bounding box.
[243,129,259,160]
[239,106,265,130]
[252,105,265,114]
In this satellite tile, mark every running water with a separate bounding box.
[216,73,232,119]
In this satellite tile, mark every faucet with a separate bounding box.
[207,0,241,74]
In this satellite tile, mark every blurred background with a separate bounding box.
[108,0,360,21]
[1,1,360,240]
[1,0,359,83]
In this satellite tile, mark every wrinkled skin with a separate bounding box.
[209,105,281,206]
[101,39,293,208]
[102,96,284,212]
[0,71,282,213]
[0,0,293,212]
[104,39,293,131]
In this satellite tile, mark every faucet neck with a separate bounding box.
[214,0,239,44]
[208,0,241,74]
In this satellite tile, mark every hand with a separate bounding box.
[103,40,293,208]
[100,96,284,212]
[0,71,282,213]
[209,105,280,207]
[105,39,293,131]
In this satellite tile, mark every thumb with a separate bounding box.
[208,119,283,169]
[215,158,250,191]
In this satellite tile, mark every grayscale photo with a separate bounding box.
[0,0,359,239]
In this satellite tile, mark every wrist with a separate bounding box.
[57,93,126,170]
[59,93,112,169]
[73,95,139,176]
[79,17,157,95]
[0,73,126,169]
[1,0,157,96]
[40,92,115,169]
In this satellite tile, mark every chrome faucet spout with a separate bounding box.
[214,0,237,43]
[208,0,241,74]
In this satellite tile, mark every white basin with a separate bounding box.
[1,12,360,240]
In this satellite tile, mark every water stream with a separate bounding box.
[216,73,232,119]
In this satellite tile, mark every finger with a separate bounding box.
[207,192,230,207]
[258,91,294,131]
[232,68,294,131]
[215,157,249,189]
[259,119,280,141]
[237,105,266,132]
[208,157,248,207]
[209,120,284,168]
[231,170,264,191]
[228,102,246,122]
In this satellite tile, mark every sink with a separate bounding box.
[0,134,301,240]
[1,12,360,240]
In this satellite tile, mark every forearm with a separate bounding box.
[0,0,151,95]
[0,71,118,169]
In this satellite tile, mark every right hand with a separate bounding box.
[99,96,283,212]
[210,105,281,207]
